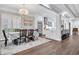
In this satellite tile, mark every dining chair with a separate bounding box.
[28,29,34,41]
[2,30,8,46]
[33,29,39,40]
[19,29,28,43]
[2,30,19,46]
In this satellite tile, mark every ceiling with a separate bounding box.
[0,4,79,18]
[0,4,57,18]
[42,4,79,18]
[66,4,79,17]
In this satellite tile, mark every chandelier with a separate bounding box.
[19,4,28,15]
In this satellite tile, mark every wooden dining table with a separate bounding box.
[7,29,35,44]
[8,32,20,40]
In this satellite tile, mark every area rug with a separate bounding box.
[1,37,51,55]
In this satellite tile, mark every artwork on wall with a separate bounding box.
[22,16,34,26]
[23,19,33,26]
[44,17,48,30]
[44,17,48,25]
[44,17,56,30]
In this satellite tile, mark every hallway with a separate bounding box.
[16,35,79,55]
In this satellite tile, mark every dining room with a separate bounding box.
[0,4,54,55]
[0,4,63,55]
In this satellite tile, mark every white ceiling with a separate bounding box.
[0,4,57,18]
[43,4,79,18]
[0,4,79,18]
[43,4,74,18]
[67,4,79,17]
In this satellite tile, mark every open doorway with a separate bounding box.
[72,28,78,35]
[37,21,43,37]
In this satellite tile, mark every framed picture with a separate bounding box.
[44,17,48,25]
[44,17,48,30]
[22,16,34,26]
[23,19,33,26]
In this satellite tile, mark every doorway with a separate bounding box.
[72,28,78,35]
[37,21,43,36]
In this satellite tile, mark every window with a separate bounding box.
[1,13,21,30]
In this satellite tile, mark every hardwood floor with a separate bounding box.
[15,35,79,55]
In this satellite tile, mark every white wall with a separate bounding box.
[46,15,61,41]
[34,14,62,41]
[72,20,79,28]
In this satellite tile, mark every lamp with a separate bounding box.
[19,4,28,15]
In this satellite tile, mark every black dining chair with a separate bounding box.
[2,30,19,46]
[2,30,8,47]
[19,29,28,43]
[28,29,34,41]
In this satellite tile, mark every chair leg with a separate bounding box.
[24,38,26,43]
[5,40,7,47]
[28,38,30,42]
[19,37,21,44]
[30,37,34,41]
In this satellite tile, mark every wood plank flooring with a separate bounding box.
[15,35,79,55]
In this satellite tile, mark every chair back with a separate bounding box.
[20,29,27,37]
[28,29,34,36]
[2,30,8,41]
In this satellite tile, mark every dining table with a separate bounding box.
[6,29,35,44]
[8,32,20,40]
